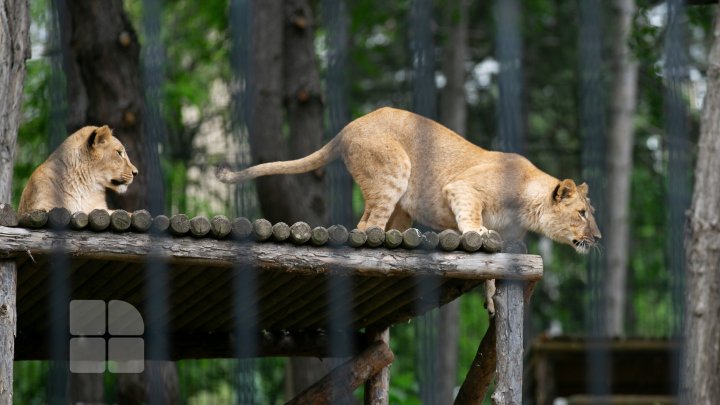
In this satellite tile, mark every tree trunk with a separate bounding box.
[603,0,637,338]
[0,0,30,403]
[437,0,469,402]
[63,0,157,212]
[681,9,720,405]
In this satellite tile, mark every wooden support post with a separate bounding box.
[286,341,394,405]
[364,328,390,405]
[491,280,524,405]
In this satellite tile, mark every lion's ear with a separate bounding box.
[553,179,577,202]
[87,125,112,148]
[577,182,589,196]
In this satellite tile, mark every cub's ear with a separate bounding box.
[553,179,577,202]
[87,125,112,148]
[577,182,589,196]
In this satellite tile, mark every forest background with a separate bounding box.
[9,0,712,403]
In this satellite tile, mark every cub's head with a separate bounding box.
[84,126,138,194]
[542,179,601,254]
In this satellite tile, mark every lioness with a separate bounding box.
[19,125,138,215]
[217,107,601,311]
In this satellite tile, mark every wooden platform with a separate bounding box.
[0,221,542,361]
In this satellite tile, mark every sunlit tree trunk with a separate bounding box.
[0,0,30,403]
[681,8,720,404]
[438,0,469,402]
[603,0,637,337]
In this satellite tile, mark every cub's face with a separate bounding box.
[543,179,601,254]
[87,126,138,194]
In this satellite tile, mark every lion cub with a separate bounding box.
[217,107,601,311]
[19,125,138,215]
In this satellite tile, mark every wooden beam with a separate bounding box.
[286,341,394,405]
[454,317,496,405]
[0,226,543,281]
[491,280,524,405]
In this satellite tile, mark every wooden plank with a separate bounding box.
[0,226,543,281]
[290,276,375,328]
[192,271,298,333]
[491,280,524,405]
[286,341,394,405]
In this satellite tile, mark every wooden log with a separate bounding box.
[130,210,152,232]
[401,228,422,249]
[0,203,18,227]
[286,341,394,405]
[348,229,367,248]
[439,229,461,251]
[18,209,48,229]
[491,280,524,405]
[290,222,312,244]
[47,207,71,229]
[421,231,439,250]
[272,222,291,242]
[482,230,504,253]
[151,214,170,233]
[365,328,391,405]
[328,224,349,245]
[0,226,545,280]
[189,216,211,237]
[210,215,232,239]
[169,214,190,236]
[365,226,385,248]
[109,210,131,232]
[454,317,497,405]
[231,217,253,240]
[310,226,329,246]
[88,209,110,231]
[461,231,483,252]
[70,211,89,230]
[384,229,403,249]
[252,218,273,241]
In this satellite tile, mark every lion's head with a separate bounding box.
[84,125,138,194]
[541,179,601,254]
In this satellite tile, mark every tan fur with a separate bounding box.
[218,107,601,315]
[18,126,138,215]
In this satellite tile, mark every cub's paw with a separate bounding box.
[484,279,496,317]
[215,163,232,183]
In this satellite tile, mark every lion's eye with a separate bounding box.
[579,209,586,218]
[117,150,124,157]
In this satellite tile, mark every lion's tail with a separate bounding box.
[216,134,342,184]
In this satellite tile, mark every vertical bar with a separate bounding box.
[664,0,689,396]
[491,280,524,405]
[578,0,609,397]
[494,0,524,155]
[141,0,171,403]
[322,0,354,228]
[47,0,70,402]
[230,1,259,403]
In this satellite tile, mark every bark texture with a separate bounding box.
[681,9,720,405]
[0,0,29,402]
[491,281,524,405]
[63,0,154,211]
[603,0,638,337]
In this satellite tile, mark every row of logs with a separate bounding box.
[0,204,503,253]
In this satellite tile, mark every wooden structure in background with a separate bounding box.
[0,205,542,404]
[525,335,679,405]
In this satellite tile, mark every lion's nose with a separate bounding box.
[593,232,602,243]
[132,169,138,177]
